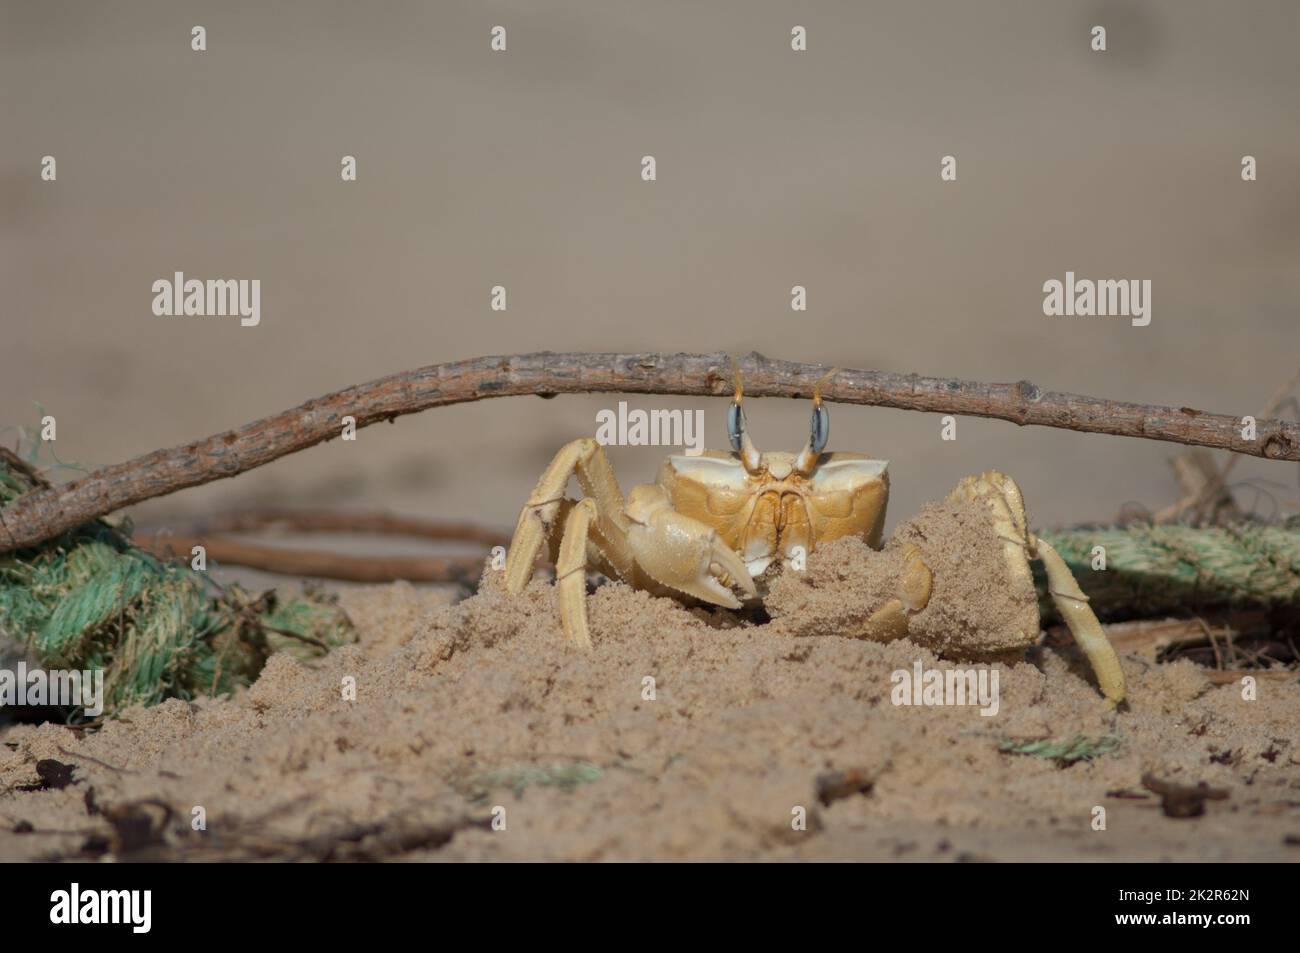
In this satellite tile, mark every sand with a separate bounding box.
[765,498,1041,661]
[3,524,1298,862]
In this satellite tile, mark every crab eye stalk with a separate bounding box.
[726,361,765,473]
[727,400,764,473]
[794,404,829,475]
[795,368,837,476]
[809,403,829,455]
[726,401,746,454]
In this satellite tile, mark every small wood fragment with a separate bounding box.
[1141,773,1229,818]
[815,768,875,806]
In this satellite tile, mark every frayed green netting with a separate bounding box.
[0,453,354,719]
[1037,521,1300,621]
[998,735,1123,764]
[461,761,604,801]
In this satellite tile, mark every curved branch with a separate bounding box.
[2,350,1296,554]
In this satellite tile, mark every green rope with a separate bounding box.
[1037,521,1300,620]
[0,454,354,719]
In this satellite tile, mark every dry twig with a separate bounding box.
[4,351,1298,554]
[190,508,509,546]
[134,532,485,584]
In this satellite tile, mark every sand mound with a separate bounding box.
[2,550,1298,861]
[765,498,1039,660]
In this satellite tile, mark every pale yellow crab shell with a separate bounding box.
[656,451,889,577]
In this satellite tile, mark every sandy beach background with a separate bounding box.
[3,1,1298,535]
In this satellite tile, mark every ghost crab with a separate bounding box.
[504,370,1126,703]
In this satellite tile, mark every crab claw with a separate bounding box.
[624,485,757,608]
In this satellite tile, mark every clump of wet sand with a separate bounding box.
[1,540,1297,861]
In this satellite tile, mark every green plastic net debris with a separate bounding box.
[0,451,354,719]
[998,735,1123,765]
[1036,522,1300,621]
[461,761,604,801]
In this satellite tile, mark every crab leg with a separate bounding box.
[1032,537,1127,705]
[555,499,598,648]
[504,438,634,595]
[949,471,1126,704]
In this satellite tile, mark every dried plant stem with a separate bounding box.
[134,533,485,584]
[191,508,510,547]
[3,351,1298,554]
